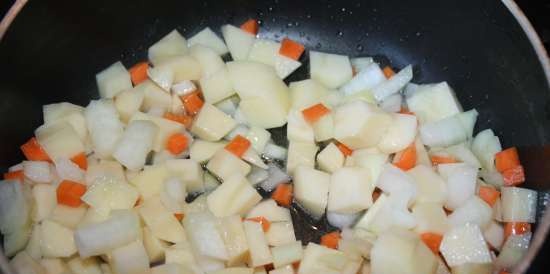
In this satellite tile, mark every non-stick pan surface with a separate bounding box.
[1,0,549,272]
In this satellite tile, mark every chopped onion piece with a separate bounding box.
[327,211,361,229]
[260,163,291,191]
[419,109,478,148]
[501,187,537,223]
[55,158,85,182]
[23,161,53,183]
[379,93,402,113]
[247,167,270,185]
[471,129,502,172]
[350,57,374,73]
[438,163,477,210]
[263,143,288,160]
[495,232,531,270]
[372,65,413,102]
[339,63,386,96]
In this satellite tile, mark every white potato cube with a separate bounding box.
[275,54,301,79]
[39,220,77,258]
[286,141,318,175]
[143,227,169,264]
[299,243,348,274]
[483,221,504,250]
[49,205,87,229]
[82,178,139,216]
[377,113,417,154]
[411,203,449,235]
[219,215,250,266]
[139,196,187,243]
[31,184,56,222]
[406,82,461,124]
[206,149,251,181]
[35,121,85,160]
[158,55,202,82]
[96,61,132,99]
[471,129,502,172]
[165,159,205,193]
[113,120,158,170]
[26,225,42,260]
[130,112,184,152]
[135,80,172,112]
[243,220,273,267]
[328,167,374,213]
[152,263,193,274]
[200,67,235,104]
[501,186,537,223]
[317,143,345,173]
[313,113,334,142]
[271,241,303,268]
[287,110,314,143]
[188,27,228,55]
[210,268,254,274]
[0,181,30,235]
[353,193,389,232]
[333,101,392,149]
[67,256,102,274]
[147,65,174,92]
[245,127,271,152]
[183,211,229,260]
[23,161,52,183]
[221,24,256,61]
[4,225,30,257]
[191,103,237,141]
[189,44,225,78]
[85,160,125,185]
[40,259,69,274]
[207,174,262,217]
[149,30,188,65]
[74,210,140,257]
[407,165,447,204]
[437,163,477,210]
[294,166,330,219]
[289,79,331,110]
[448,196,492,229]
[309,51,353,89]
[111,241,150,274]
[190,140,227,163]
[439,223,492,267]
[246,199,292,222]
[164,244,201,271]
[84,100,124,158]
[239,98,290,129]
[43,102,88,142]
[349,148,389,183]
[266,221,296,247]
[247,39,280,67]
[10,252,47,274]
[115,88,145,122]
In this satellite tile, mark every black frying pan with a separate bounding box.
[1,0,549,273]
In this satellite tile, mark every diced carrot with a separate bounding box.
[166,133,189,155]
[3,170,24,182]
[504,222,531,239]
[225,135,251,158]
[430,155,458,166]
[279,38,305,60]
[180,91,204,115]
[336,142,353,157]
[21,137,51,162]
[57,180,87,207]
[163,113,193,129]
[240,19,259,35]
[272,184,293,207]
[246,216,271,232]
[382,66,396,79]
[70,152,88,170]
[502,165,525,186]
[398,107,415,115]
[420,232,443,254]
[129,62,149,85]
[495,147,521,173]
[302,103,331,124]
[174,213,184,221]
[394,143,417,171]
[478,186,500,207]
[320,231,341,249]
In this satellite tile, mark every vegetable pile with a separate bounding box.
[0,19,538,274]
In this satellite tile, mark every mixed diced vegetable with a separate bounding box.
[0,18,538,274]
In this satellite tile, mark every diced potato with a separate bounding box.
[289,79,331,110]
[82,178,139,216]
[157,55,202,82]
[130,111,184,152]
[10,252,46,274]
[439,223,492,267]
[271,241,303,268]
[348,148,389,183]
[310,51,352,89]
[483,221,504,251]
[206,149,251,181]
[221,24,256,61]
[406,82,462,124]
[215,96,238,116]
[248,39,280,67]
[200,67,235,104]
[414,137,432,166]
[269,265,294,274]
[148,65,174,91]
[354,193,389,232]
[501,186,537,223]
[210,268,255,274]
[39,220,77,258]
[35,121,85,160]
[67,256,102,274]
[219,215,250,266]
[444,143,481,169]
[333,101,392,149]
[495,232,531,271]
[438,163,477,211]
[26,225,42,259]
[22,161,52,183]
[191,103,237,141]
[143,227,169,264]
[43,102,88,142]
[136,80,172,112]
[49,205,87,229]
[139,196,187,243]
[448,196,492,229]
[40,259,69,274]
[328,167,374,213]
[4,224,30,257]
[407,165,447,204]
[450,263,492,274]
[370,228,437,274]
[377,113,417,154]
[190,140,227,163]
[74,210,140,257]
[287,110,314,143]
[183,211,229,260]
[31,184,57,222]
[239,98,290,129]
[293,166,330,219]
[246,199,292,222]
[299,243,348,274]
[113,120,158,170]
[189,44,225,78]
[188,27,229,55]
[165,159,204,193]
[111,240,150,274]
[245,127,271,152]
[266,221,296,246]
[115,88,145,122]
[253,267,267,274]
[275,54,301,79]
[313,113,334,142]
[149,30,188,65]
[0,181,30,235]
[471,129,502,172]
[242,148,268,169]
[207,174,262,217]
[152,263,194,274]
[96,61,132,99]
[316,143,345,173]
[164,244,201,271]
[286,141,318,175]
[411,203,449,235]
[84,100,124,158]
[244,220,273,267]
